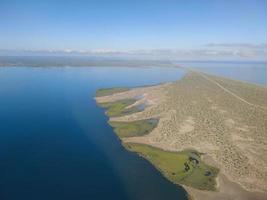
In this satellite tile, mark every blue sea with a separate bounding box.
[0,66,187,200]
[0,62,266,200]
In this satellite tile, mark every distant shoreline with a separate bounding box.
[0,56,174,68]
[1,55,267,68]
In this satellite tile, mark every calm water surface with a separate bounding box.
[1,63,266,200]
[0,67,187,200]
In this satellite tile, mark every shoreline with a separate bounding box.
[95,71,267,200]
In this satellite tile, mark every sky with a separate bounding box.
[0,0,267,60]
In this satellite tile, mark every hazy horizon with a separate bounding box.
[1,0,267,61]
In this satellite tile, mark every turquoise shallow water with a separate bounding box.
[0,66,187,200]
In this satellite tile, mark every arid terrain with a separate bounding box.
[96,70,267,200]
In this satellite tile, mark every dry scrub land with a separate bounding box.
[95,71,267,200]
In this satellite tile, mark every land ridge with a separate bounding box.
[96,71,267,200]
[190,69,267,110]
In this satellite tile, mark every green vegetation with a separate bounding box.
[96,87,129,97]
[124,143,219,191]
[96,93,218,191]
[98,99,141,117]
[109,118,158,138]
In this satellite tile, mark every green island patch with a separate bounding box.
[109,118,159,138]
[124,143,219,191]
[98,99,142,117]
[96,87,129,97]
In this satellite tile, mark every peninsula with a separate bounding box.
[95,70,267,200]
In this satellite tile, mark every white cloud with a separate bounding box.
[204,43,267,49]
[1,44,267,61]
